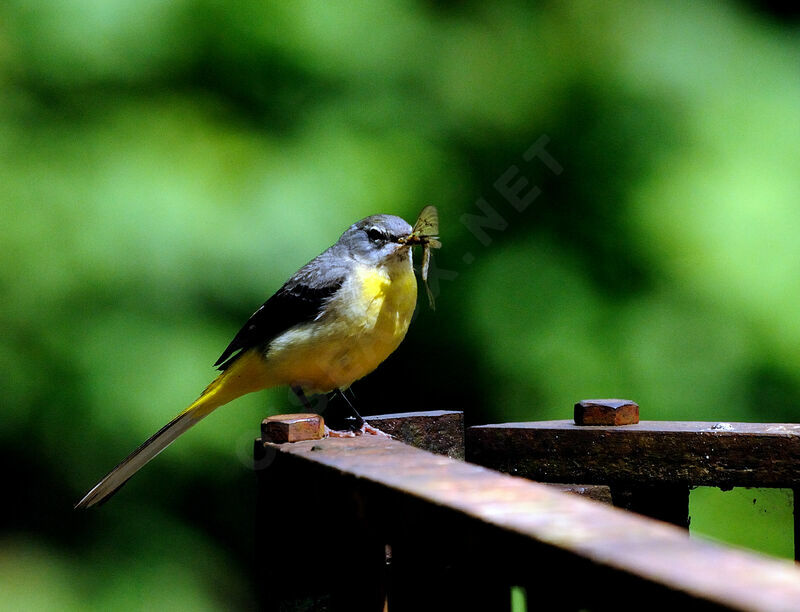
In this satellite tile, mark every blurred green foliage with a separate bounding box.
[2,0,800,608]
[691,488,795,559]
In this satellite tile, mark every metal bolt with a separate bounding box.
[262,413,325,443]
[574,399,639,426]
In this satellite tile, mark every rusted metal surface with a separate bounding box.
[261,413,325,443]
[258,434,800,611]
[467,420,800,488]
[544,483,613,504]
[256,437,387,611]
[365,410,464,459]
[574,398,639,425]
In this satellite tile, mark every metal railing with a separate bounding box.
[255,410,800,611]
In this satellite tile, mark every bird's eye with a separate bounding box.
[366,227,386,242]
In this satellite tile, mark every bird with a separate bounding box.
[75,209,439,509]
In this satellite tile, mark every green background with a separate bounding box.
[2,1,800,608]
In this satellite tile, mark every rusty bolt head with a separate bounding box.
[262,413,325,443]
[574,399,639,426]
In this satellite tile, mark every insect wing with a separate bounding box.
[421,241,431,282]
[412,204,440,309]
[421,243,436,309]
[413,205,439,241]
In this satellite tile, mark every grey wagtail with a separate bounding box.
[75,208,440,509]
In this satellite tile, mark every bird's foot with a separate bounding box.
[361,422,392,437]
[324,426,356,438]
[325,422,392,438]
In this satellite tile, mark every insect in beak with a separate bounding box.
[400,205,441,309]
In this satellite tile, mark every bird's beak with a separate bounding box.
[399,232,423,245]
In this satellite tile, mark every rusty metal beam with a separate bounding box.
[467,420,800,488]
[544,482,613,504]
[256,433,800,611]
[365,409,464,459]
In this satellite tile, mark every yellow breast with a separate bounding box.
[263,251,418,393]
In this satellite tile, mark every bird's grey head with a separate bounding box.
[337,214,414,264]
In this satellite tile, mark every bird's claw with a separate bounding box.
[325,422,392,438]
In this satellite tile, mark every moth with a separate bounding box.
[402,205,441,309]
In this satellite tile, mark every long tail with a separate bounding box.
[75,350,269,509]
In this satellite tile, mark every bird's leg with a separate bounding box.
[337,389,390,436]
[324,388,391,438]
[321,388,359,437]
[341,388,391,437]
[291,385,367,438]
[291,385,314,411]
[336,388,364,431]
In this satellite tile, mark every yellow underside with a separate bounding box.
[262,260,417,393]
[182,256,417,419]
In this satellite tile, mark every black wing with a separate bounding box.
[213,254,347,371]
